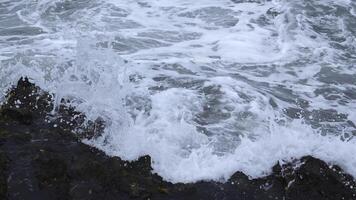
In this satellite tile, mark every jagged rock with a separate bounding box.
[0,78,355,200]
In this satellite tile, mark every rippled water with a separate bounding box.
[0,0,356,183]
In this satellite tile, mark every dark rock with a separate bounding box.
[0,78,355,200]
[0,150,8,200]
[286,156,356,200]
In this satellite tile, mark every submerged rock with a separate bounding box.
[0,78,355,200]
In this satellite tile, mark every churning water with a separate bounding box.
[0,0,356,183]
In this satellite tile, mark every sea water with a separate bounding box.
[0,0,355,183]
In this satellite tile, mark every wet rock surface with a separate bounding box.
[0,78,355,200]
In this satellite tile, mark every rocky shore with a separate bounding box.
[0,78,355,200]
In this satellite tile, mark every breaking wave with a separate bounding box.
[0,0,355,183]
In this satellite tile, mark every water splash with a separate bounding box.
[0,0,355,183]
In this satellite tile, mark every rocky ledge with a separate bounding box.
[0,78,355,200]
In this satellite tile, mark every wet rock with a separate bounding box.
[0,150,7,200]
[286,156,356,200]
[0,78,355,200]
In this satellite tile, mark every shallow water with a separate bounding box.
[0,0,356,183]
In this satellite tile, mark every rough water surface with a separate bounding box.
[0,0,356,183]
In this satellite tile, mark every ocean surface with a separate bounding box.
[0,0,355,183]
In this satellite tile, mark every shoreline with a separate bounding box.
[0,78,355,200]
